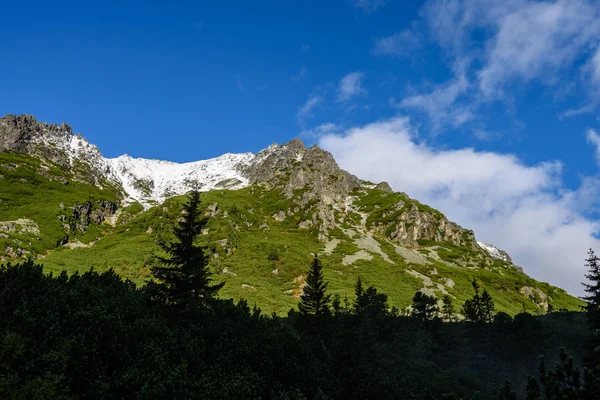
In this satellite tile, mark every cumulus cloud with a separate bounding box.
[402,0,600,127]
[477,0,600,96]
[317,117,600,295]
[300,123,343,139]
[372,29,421,57]
[296,95,323,125]
[337,72,366,103]
[399,73,473,130]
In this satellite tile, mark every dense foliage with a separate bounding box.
[0,260,594,399]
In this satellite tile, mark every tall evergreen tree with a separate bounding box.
[582,248,600,321]
[357,285,389,316]
[298,254,331,316]
[463,280,495,322]
[412,291,439,321]
[151,190,223,307]
[442,295,455,322]
[582,249,600,367]
[353,276,365,314]
[480,289,496,323]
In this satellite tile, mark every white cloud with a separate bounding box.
[300,123,343,139]
[337,72,366,103]
[301,44,311,52]
[296,95,323,125]
[405,0,600,127]
[319,116,600,296]
[351,0,388,12]
[477,0,600,96]
[399,74,473,130]
[372,29,421,56]
[586,129,600,166]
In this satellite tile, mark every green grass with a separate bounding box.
[39,186,584,315]
[1,154,585,315]
[0,153,118,256]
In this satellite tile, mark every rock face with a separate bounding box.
[68,200,118,233]
[0,114,117,188]
[244,139,360,205]
[0,219,40,236]
[388,203,476,248]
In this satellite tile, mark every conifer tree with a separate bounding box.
[462,280,495,322]
[298,254,331,316]
[480,289,496,323]
[442,295,455,321]
[151,190,223,307]
[361,286,389,316]
[582,248,600,321]
[353,276,365,314]
[412,291,439,321]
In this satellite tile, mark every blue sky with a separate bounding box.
[3,0,600,294]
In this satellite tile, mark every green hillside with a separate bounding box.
[34,185,582,316]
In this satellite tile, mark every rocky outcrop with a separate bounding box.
[243,139,360,205]
[0,114,118,188]
[520,286,549,311]
[0,219,40,236]
[68,200,118,233]
[388,203,477,248]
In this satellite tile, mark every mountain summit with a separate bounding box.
[0,114,583,315]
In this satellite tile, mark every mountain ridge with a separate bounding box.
[0,113,582,315]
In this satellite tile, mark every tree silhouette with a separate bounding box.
[298,254,331,316]
[462,280,495,322]
[412,291,439,321]
[582,249,600,320]
[353,276,365,314]
[151,190,223,307]
[442,295,455,321]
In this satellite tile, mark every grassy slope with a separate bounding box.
[39,186,584,316]
[0,153,120,256]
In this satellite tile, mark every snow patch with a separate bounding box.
[477,241,511,262]
[106,152,254,207]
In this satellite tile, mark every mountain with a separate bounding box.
[0,114,583,315]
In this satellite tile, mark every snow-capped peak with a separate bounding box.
[105,152,255,207]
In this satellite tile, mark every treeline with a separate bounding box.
[1,191,599,399]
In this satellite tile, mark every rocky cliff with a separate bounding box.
[0,114,117,188]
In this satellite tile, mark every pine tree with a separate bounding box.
[359,286,389,316]
[298,254,331,316]
[582,248,600,321]
[151,190,223,307]
[353,276,365,314]
[442,295,455,321]
[462,280,495,322]
[412,291,439,321]
[480,289,496,323]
